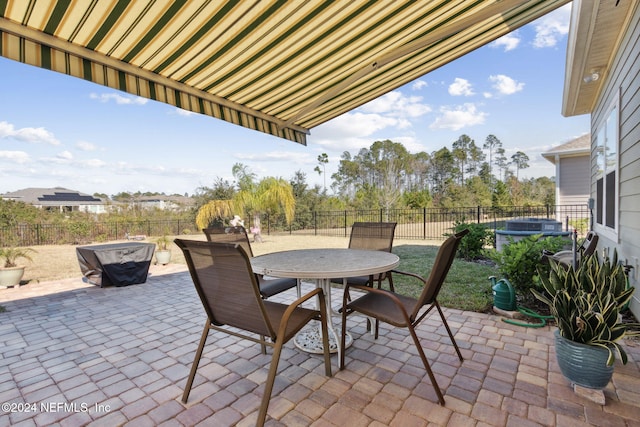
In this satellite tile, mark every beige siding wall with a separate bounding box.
[590,5,640,318]
[558,156,590,205]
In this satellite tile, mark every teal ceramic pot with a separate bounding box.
[554,329,614,389]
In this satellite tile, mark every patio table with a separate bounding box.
[251,248,399,360]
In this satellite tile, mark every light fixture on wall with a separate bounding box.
[583,70,600,83]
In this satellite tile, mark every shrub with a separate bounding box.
[446,221,492,261]
[487,234,567,300]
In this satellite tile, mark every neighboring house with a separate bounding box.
[1,187,107,214]
[562,0,640,318]
[541,134,591,206]
[127,195,194,212]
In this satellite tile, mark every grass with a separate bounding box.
[4,235,499,314]
[392,244,497,312]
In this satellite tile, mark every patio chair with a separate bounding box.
[175,239,332,427]
[542,230,598,269]
[330,222,397,290]
[203,226,301,298]
[339,229,469,405]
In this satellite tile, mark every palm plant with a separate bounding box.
[195,163,295,231]
[154,235,172,251]
[0,247,36,268]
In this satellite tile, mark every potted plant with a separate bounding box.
[154,235,172,265]
[0,246,36,288]
[533,250,639,390]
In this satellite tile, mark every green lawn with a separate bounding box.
[391,244,498,312]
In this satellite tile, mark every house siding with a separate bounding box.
[590,5,640,318]
[558,156,590,205]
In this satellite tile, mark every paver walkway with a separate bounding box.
[1,266,639,426]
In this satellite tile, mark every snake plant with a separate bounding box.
[533,250,640,366]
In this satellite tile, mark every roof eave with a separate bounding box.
[562,0,637,117]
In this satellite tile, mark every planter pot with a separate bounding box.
[155,250,171,265]
[554,329,614,389]
[0,266,26,288]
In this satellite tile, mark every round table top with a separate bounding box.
[250,248,400,280]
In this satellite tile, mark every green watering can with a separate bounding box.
[489,276,552,328]
[489,276,517,311]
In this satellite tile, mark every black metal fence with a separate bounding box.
[0,205,590,247]
[0,218,198,246]
[268,204,591,240]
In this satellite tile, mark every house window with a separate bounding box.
[594,101,618,232]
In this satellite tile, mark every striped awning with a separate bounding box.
[0,0,569,145]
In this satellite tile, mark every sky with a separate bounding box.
[0,4,589,198]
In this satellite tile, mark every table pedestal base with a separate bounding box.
[294,324,352,354]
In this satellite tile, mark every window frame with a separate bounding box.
[593,92,619,241]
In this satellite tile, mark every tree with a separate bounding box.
[492,180,512,207]
[313,153,329,191]
[0,199,41,228]
[236,176,296,232]
[452,134,473,185]
[429,147,455,194]
[195,164,295,233]
[511,151,530,180]
[483,134,502,188]
[495,147,509,182]
[331,140,410,209]
[195,199,235,229]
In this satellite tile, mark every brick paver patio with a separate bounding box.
[1,266,639,426]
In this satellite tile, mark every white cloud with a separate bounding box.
[489,74,524,95]
[85,159,107,167]
[0,121,60,145]
[313,112,398,140]
[411,80,427,90]
[532,4,570,48]
[174,108,195,116]
[236,150,313,164]
[76,141,97,151]
[360,91,431,118]
[57,150,73,160]
[90,93,148,105]
[429,103,486,131]
[448,78,474,96]
[0,150,30,163]
[491,32,521,51]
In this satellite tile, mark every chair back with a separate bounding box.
[580,231,599,257]
[348,222,397,252]
[175,239,274,338]
[412,229,469,318]
[202,226,254,257]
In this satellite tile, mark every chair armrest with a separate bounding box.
[289,287,323,308]
[344,284,413,324]
[278,288,327,345]
[390,269,427,284]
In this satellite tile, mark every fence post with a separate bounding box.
[477,206,481,223]
[546,204,550,219]
[314,212,317,236]
[423,208,426,240]
[344,211,347,237]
